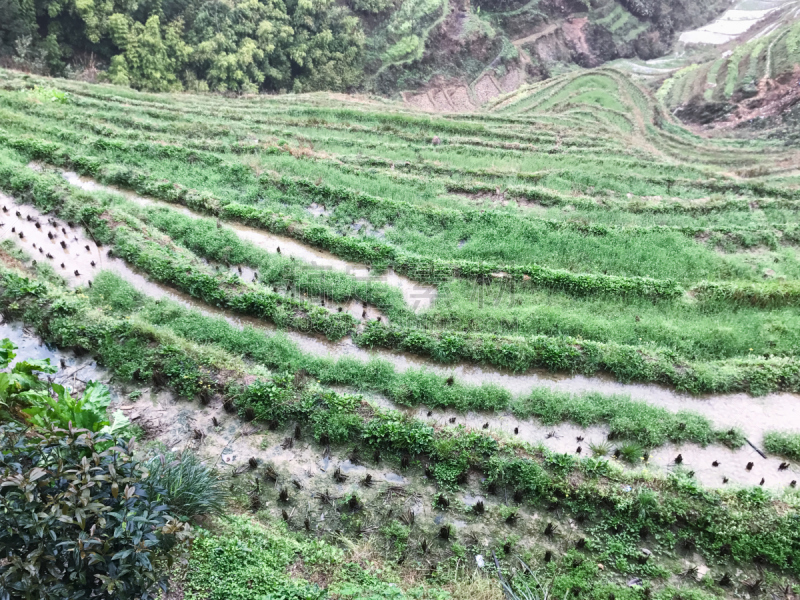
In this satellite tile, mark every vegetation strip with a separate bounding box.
[9,133,800,310]
[2,157,800,394]
[0,263,798,584]
[91,269,745,449]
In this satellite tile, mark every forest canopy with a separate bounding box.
[0,0,366,92]
[0,0,731,94]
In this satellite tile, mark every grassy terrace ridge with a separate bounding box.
[0,260,798,599]
[5,134,800,301]
[3,155,800,394]
[90,270,745,451]
[1,67,800,599]
[1,67,800,394]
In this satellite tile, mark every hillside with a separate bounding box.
[1,67,800,598]
[1,0,733,97]
[616,0,800,143]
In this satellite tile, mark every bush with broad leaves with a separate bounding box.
[0,423,191,599]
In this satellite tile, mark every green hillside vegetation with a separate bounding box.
[0,0,731,94]
[660,18,800,109]
[2,68,800,392]
[1,67,800,599]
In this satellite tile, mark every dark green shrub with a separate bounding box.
[229,375,296,423]
[362,413,434,455]
[0,423,191,599]
[307,391,364,444]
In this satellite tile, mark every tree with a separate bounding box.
[107,14,189,91]
[0,0,36,57]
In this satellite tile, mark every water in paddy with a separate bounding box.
[58,169,437,312]
[0,192,797,489]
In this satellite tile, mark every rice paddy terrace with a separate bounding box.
[2,67,800,598]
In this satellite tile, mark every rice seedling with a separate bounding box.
[588,441,611,457]
[145,452,228,519]
[618,444,644,464]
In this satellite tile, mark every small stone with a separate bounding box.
[475,555,485,568]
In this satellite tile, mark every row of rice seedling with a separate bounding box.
[1,262,798,586]
[2,150,798,392]
[87,269,744,448]
[6,127,799,304]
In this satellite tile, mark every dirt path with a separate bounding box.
[511,22,561,49]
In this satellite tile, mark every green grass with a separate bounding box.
[145,452,229,519]
[2,235,800,598]
[88,270,745,448]
[1,67,799,393]
[427,279,800,361]
[763,431,800,461]
[511,387,744,448]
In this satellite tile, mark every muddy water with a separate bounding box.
[58,170,437,311]
[0,321,111,390]
[678,0,792,45]
[1,193,798,489]
[230,262,384,322]
[363,395,798,490]
[0,191,259,321]
[0,316,795,490]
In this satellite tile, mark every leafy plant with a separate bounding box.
[0,423,191,599]
[0,337,57,418]
[618,443,644,464]
[23,380,117,433]
[0,338,126,434]
[588,440,612,457]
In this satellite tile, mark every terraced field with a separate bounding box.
[1,68,800,598]
[663,15,800,108]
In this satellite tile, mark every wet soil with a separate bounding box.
[57,169,437,311]
[0,316,795,490]
[0,191,797,490]
[364,392,799,490]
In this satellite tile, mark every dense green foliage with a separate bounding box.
[2,0,365,93]
[3,64,799,600]
[0,423,191,599]
[0,0,736,94]
[764,431,800,462]
[0,68,799,395]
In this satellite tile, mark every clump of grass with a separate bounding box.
[588,440,611,456]
[618,443,644,464]
[764,431,800,461]
[145,452,228,519]
[512,388,743,448]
